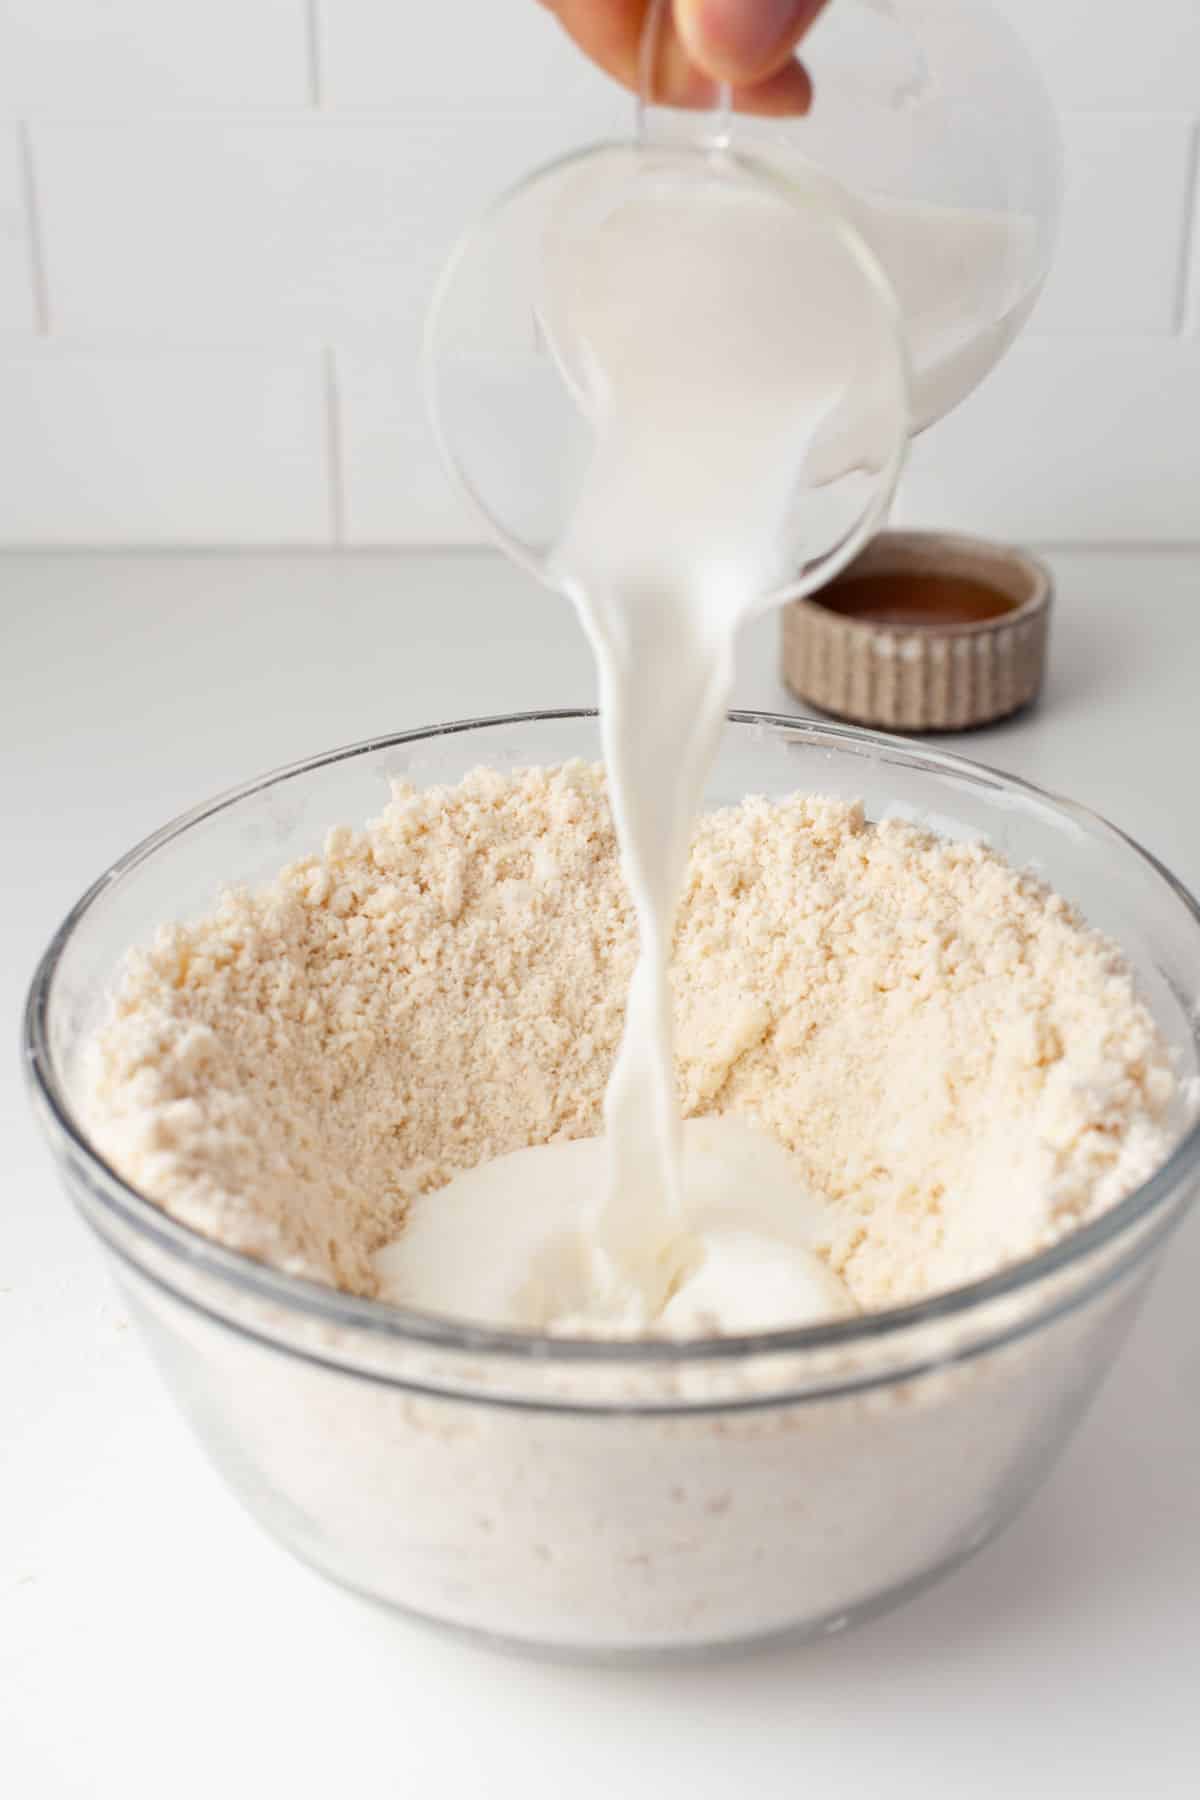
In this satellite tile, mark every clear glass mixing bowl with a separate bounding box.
[24,713,1200,1659]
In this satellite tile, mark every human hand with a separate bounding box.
[541,1,828,115]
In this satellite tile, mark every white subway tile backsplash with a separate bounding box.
[0,125,35,331]
[1001,1,1200,110]
[1032,114,1194,333]
[318,0,624,121]
[33,116,599,342]
[0,349,328,544]
[0,2,309,111]
[336,348,476,545]
[896,336,1200,542]
[0,4,1194,545]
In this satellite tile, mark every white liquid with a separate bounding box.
[374,1119,855,1335]
[844,187,1038,440]
[384,153,1038,1333]
[377,156,914,1332]
[554,168,887,1317]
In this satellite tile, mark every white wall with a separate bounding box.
[0,2,1196,547]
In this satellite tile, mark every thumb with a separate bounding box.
[675,0,827,85]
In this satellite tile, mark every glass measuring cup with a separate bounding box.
[640,0,1063,433]
[424,7,921,609]
[425,142,910,610]
[423,0,1060,611]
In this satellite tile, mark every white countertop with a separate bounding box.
[3,548,1199,1799]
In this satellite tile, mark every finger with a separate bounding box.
[544,0,811,114]
[545,0,704,104]
[676,0,828,86]
[732,59,813,116]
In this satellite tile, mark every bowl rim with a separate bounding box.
[23,707,1200,1367]
[794,528,1053,638]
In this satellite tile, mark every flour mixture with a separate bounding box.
[84,767,1175,1328]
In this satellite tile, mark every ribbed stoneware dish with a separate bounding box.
[782,531,1052,732]
[24,713,1200,1661]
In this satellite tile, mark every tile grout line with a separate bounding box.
[305,0,324,109]
[1,540,1197,558]
[323,346,347,545]
[16,122,51,334]
[1172,120,1200,333]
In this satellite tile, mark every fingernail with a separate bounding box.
[655,25,719,109]
[677,0,811,79]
